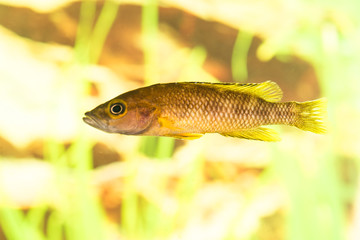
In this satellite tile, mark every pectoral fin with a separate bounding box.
[158,117,203,140]
[220,127,281,142]
[164,133,204,140]
[158,117,177,130]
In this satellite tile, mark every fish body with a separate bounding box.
[83,81,326,141]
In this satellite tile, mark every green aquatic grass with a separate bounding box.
[90,1,119,63]
[142,0,159,86]
[0,207,45,240]
[270,147,345,240]
[257,6,360,240]
[1,1,359,240]
[1,1,119,240]
[232,30,253,82]
[134,2,213,237]
[122,0,178,239]
[138,0,175,160]
[57,1,118,240]
[232,3,358,240]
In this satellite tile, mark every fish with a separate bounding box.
[83,81,327,141]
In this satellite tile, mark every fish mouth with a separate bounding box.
[83,112,107,131]
[83,110,154,135]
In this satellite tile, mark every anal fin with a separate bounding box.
[220,127,281,142]
[164,133,203,140]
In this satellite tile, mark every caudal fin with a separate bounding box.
[294,98,327,134]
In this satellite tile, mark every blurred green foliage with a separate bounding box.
[1,0,360,240]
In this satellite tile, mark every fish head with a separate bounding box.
[83,97,157,135]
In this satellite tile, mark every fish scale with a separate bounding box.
[83,81,327,141]
[162,86,282,132]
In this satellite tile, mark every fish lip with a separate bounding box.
[83,111,131,134]
[83,112,105,130]
[82,111,153,135]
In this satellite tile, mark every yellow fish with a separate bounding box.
[83,81,326,141]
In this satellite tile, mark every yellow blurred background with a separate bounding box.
[0,0,359,240]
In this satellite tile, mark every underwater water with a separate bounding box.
[0,0,360,240]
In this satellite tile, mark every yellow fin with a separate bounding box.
[220,127,281,141]
[294,98,327,134]
[158,117,203,139]
[229,81,283,102]
[186,81,283,102]
[158,117,176,129]
[164,133,203,140]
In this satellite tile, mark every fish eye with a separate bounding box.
[110,102,126,115]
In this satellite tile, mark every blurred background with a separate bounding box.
[0,0,360,239]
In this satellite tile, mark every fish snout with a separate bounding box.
[83,111,100,128]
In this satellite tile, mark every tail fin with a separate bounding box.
[294,98,327,134]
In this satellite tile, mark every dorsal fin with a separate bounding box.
[184,81,283,102]
[233,81,283,102]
